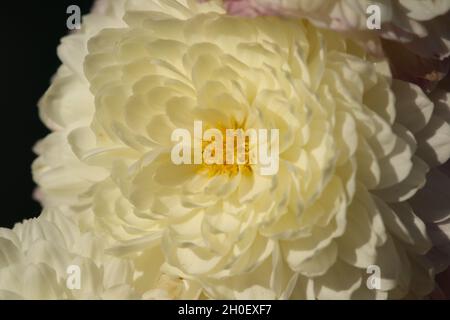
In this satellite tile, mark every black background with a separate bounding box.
[1,1,93,228]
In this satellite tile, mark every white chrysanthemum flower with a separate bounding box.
[0,208,136,299]
[30,0,450,299]
[0,207,200,299]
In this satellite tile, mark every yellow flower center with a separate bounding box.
[199,120,253,177]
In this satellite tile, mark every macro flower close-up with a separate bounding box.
[1,0,450,302]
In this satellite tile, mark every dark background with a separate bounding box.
[1,1,93,228]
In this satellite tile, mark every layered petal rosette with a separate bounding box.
[1,0,448,299]
[35,0,449,299]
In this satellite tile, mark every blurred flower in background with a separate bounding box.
[224,0,450,91]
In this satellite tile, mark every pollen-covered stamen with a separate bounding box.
[199,120,254,177]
